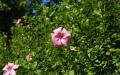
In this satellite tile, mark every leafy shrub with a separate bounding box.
[0,0,120,75]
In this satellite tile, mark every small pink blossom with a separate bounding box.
[26,55,32,62]
[15,19,21,24]
[3,63,19,75]
[51,27,70,47]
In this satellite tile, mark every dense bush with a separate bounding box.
[0,0,120,75]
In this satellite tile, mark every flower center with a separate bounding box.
[56,32,64,39]
[7,66,13,71]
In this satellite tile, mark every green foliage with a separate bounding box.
[0,0,120,75]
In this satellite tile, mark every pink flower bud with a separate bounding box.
[26,55,32,62]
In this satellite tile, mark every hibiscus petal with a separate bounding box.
[53,27,62,33]
[51,33,59,41]
[3,71,10,75]
[3,65,8,71]
[8,63,14,67]
[61,38,69,45]
[53,39,63,47]
[62,28,70,38]
[10,70,16,75]
[13,65,19,69]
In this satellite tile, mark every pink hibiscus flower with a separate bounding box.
[3,63,19,75]
[51,27,70,47]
